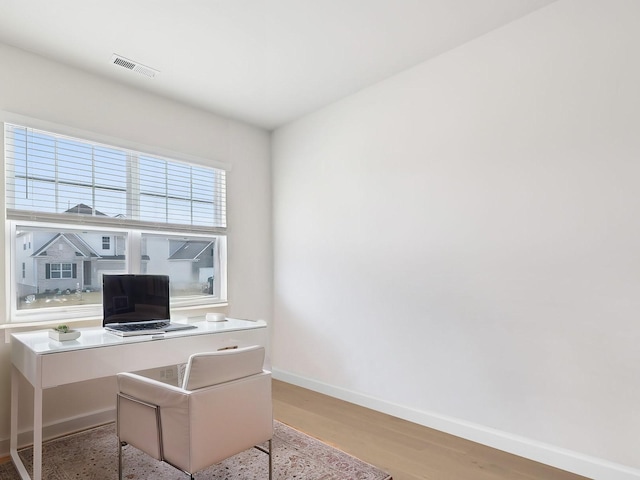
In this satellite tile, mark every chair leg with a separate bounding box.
[118,441,127,480]
[268,439,273,480]
[253,439,273,479]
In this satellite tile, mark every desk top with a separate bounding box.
[11,317,266,355]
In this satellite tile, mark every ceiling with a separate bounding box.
[0,0,556,130]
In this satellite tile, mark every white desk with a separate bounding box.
[10,318,268,480]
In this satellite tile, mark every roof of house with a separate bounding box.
[64,203,107,216]
[33,234,149,261]
[168,241,214,261]
[33,233,99,258]
[97,255,151,261]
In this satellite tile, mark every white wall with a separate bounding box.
[272,1,640,478]
[0,43,272,447]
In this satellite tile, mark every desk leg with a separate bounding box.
[33,382,43,480]
[10,365,31,480]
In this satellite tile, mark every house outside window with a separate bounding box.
[4,119,227,322]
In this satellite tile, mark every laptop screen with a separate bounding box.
[102,274,170,326]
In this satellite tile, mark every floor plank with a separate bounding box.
[272,380,590,480]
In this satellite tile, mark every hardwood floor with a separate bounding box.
[272,380,590,480]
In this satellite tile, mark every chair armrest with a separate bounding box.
[117,372,191,463]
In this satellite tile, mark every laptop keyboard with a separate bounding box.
[115,321,169,331]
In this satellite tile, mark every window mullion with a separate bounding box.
[190,167,194,225]
[54,137,59,213]
[128,229,141,274]
[128,152,140,221]
[91,146,96,216]
[165,160,169,224]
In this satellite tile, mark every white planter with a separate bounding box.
[49,329,81,341]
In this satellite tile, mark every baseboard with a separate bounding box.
[0,408,115,459]
[272,368,640,480]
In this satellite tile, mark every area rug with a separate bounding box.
[0,421,392,479]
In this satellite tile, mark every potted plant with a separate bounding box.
[49,324,81,341]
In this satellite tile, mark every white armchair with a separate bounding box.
[116,345,273,479]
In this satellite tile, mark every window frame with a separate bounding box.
[8,221,227,324]
[3,112,229,325]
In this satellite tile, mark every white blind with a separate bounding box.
[4,123,226,232]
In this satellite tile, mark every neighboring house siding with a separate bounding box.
[36,240,82,292]
[26,231,127,295]
[16,233,37,297]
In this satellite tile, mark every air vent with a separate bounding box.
[111,54,159,78]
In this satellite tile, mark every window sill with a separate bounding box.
[1,303,229,343]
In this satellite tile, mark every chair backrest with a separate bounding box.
[181,345,265,390]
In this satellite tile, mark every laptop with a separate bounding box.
[102,274,197,337]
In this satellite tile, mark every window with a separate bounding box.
[15,224,128,312]
[142,233,223,301]
[5,124,226,228]
[47,263,76,279]
[5,120,227,322]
